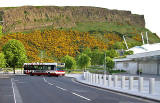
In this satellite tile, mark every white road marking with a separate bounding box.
[43,77,67,91]
[72,92,91,101]
[43,77,54,85]
[48,82,54,85]
[43,77,47,83]
[11,78,23,103]
[56,86,67,91]
[43,77,91,101]
[11,78,16,103]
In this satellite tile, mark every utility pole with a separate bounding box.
[146,32,149,44]
[104,52,106,74]
[123,35,128,50]
[141,32,145,45]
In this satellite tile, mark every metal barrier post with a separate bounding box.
[129,76,133,90]
[114,75,118,87]
[108,75,112,87]
[149,78,155,94]
[138,77,143,92]
[121,76,125,89]
[103,74,107,86]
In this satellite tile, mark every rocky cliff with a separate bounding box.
[0,6,145,33]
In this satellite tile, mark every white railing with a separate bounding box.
[84,72,157,95]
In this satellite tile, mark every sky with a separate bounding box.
[0,0,160,38]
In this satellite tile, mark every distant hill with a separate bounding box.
[0,6,159,62]
[0,6,145,33]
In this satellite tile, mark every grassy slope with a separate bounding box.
[14,21,160,44]
[70,22,160,43]
[1,21,160,44]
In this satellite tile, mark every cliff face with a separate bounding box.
[0,6,145,33]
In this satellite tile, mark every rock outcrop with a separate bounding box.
[0,6,145,33]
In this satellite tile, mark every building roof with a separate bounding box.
[128,43,160,54]
[114,58,132,62]
[114,50,160,62]
[127,50,160,59]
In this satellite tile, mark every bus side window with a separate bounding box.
[51,65,56,70]
[30,65,34,70]
[43,66,48,70]
[48,66,51,70]
[38,65,43,70]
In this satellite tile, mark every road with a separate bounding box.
[0,75,158,103]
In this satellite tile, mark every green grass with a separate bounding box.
[1,68,23,72]
[71,22,147,33]
[70,22,160,43]
[64,69,83,74]
[109,70,126,74]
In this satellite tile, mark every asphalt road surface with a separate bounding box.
[0,75,158,103]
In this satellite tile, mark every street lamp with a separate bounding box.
[104,51,106,74]
[123,35,128,50]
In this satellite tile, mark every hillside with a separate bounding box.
[0,6,145,33]
[0,6,159,62]
[0,30,108,62]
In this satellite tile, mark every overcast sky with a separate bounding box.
[0,0,160,37]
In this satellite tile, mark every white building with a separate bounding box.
[128,43,160,54]
[114,43,160,75]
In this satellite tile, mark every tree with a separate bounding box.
[0,52,6,68]
[77,53,91,71]
[113,42,124,50]
[0,25,2,35]
[2,39,27,74]
[82,47,91,55]
[105,49,119,58]
[105,56,115,72]
[124,50,134,55]
[88,49,104,65]
[61,55,76,70]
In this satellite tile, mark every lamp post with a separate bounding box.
[104,51,106,74]
[123,35,128,50]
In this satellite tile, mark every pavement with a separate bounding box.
[0,75,158,103]
[66,73,160,102]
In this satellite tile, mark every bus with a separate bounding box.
[23,63,65,76]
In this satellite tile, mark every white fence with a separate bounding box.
[83,72,157,95]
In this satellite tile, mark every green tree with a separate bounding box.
[2,39,27,74]
[61,55,76,70]
[124,50,134,55]
[88,49,104,65]
[82,47,91,55]
[105,49,119,58]
[77,53,91,71]
[0,25,2,35]
[0,52,6,68]
[105,56,115,72]
[113,42,124,50]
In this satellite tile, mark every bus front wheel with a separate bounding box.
[48,72,51,77]
[30,72,33,76]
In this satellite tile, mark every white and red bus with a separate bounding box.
[23,63,65,76]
